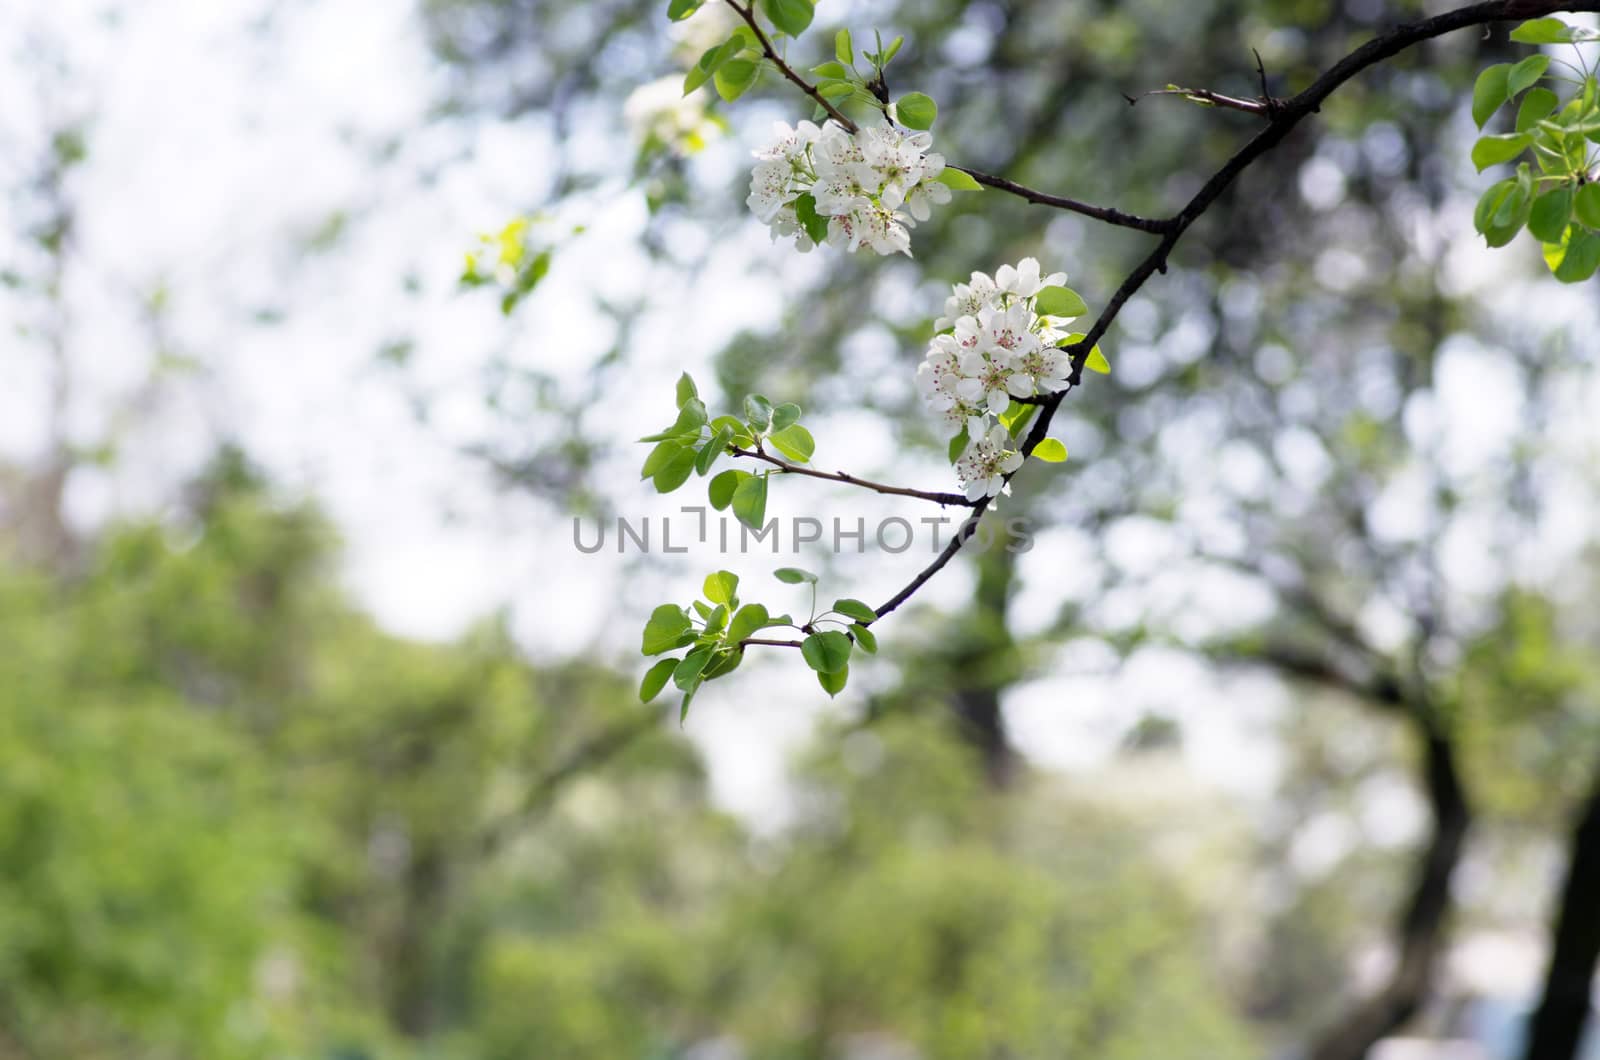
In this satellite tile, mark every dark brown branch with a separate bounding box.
[953,166,1178,233]
[730,445,978,507]
[739,636,803,648]
[1522,751,1600,1060]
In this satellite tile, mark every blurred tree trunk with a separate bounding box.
[1309,715,1470,1060]
[1522,754,1600,1060]
[948,545,1019,788]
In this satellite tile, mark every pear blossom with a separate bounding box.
[955,424,1026,501]
[745,120,951,255]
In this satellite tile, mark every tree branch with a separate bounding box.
[724,0,858,133]
[863,0,1600,631]
[729,444,978,507]
[952,166,1178,233]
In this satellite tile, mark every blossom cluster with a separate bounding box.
[746,120,952,256]
[917,258,1079,500]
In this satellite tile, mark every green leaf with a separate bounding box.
[674,648,713,690]
[793,193,830,245]
[882,35,904,65]
[1511,17,1576,44]
[652,447,698,493]
[835,27,853,65]
[1529,186,1574,243]
[811,61,849,79]
[679,689,696,725]
[893,92,937,130]
[817,663,849,698]
[714,59,760,102]
[1517,88,1559,133]
[703,570,740,606]
[1474,179,1516,234]
[641,439,684,479]
[759,0,813,36]
[769,402,802,431]
[703,649,743,680]
[709,469,746,510]
[667,0,702,19]
[774,567,817,584]
[1033,438,1068,463]
[673,397,708,433]
[731,473,768,529]
[640,658,679,702]
[1554,227,1600,282]
[1033,285,1088,318]
[999,401,1036,438]
[642,605,692,655]
[851,624,877,654]
[936,168,983,191]
[1508,54,1550,98]
[704,603,728,634]
[744,394,773,431]
[696,425,732,475]
[947,427,970,464]
[817,80,856,99]
[1471,133,1530,171]
[692,600,713,620]
[1473,63,1512,129]
[833,598,876,623]
[801,630,852,674]
[1085,347,1111,374]
[727,603,770,644]
[767,424,815,463]
[1575,183,1600,229]
[685,37,741,95]
[675,372,699,408]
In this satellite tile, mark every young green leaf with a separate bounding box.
[948,427,970,463]
[793,193,831,245]
[774,567,817,584]
[1471,133,1530,172]
[744,394,773,431]
[936,168,983,191]
[1508,54,1550,98]
[817,663,849,698]
[833,598,876,623]
[1473,63,1512,128]
[1554,227,1600,282]
[640,657,680,702]
[726,603,770,644]
[642,605,692,656]
[1574,183,1600,230]
[714,59,760,102]
[851,624,877,654]
[760,0,814,37]
[811,61,850,80]
[801,630,852,674]
[1034,285,1088,318]
[703,570,740,606]
[1529,186,1574,243]
[675,372,699,408]
[704,604,728,634]
[709,469,747,510]
[731,473,768,529]
[667,0,702,19]
[1086,348,1112,374]
[696,425,733,475]
[893,92,937,130]
[674,648,713,690]
[1032,438,1068,463]
[769,402,802,431]
[673,397,708,433]
[641,439,684,479]
[835,27,853,65]
[767,424,815,463]
[1517,88,1559,133]
[703,649,743,680]
[652,447,698,493]
[685,37,741,95]
[1510,17,1577,43]
[882,35,904,64]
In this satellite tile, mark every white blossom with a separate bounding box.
[955,424,1026,501]
[745,120,951,256]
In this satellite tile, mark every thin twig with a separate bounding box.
[1123,86,1275,115]
[729,445,978,507]
[954,166,1178,233]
